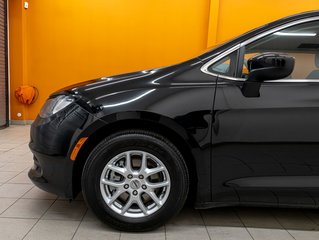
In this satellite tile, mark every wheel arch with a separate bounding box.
[72,111,199,202]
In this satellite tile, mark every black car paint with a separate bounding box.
[29,11,319,208]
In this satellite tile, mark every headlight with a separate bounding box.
[39,95,74,118]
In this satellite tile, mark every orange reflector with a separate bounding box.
[70,137,88,161]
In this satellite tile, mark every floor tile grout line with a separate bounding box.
[233,208,255,240]
[0,216,83,222]
[0,216,48,220]
[71,207,88,240]
[0,143,28,153]
[1,182,34,185]
[0,197,21,216]
[0,170,30,173]
[0,168,32,216]
[0,195,49,200]
[199,210,212,240]
[20,186,38,199]
[21,198,58,240]
[269,209,297,240]
[302,210,319,229]
[21,197,60,200]
[0,169,22,184]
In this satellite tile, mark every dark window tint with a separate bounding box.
[242,20,319,79]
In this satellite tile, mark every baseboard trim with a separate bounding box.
[10,120,33,125]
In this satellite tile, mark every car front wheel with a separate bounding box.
[81,130,189,231]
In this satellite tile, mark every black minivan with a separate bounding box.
[29,11,319,231]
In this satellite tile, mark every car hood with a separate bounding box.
[57,69,169,106]
[55,69,160,94]
[52,57,204,104]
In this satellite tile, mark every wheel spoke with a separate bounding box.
[146,180,169,189]
[148,191,162,206]
[145,166,164,177]
[140,152,147,173]
[126,152,133,173]
[121,197,133,214]
[136,196,148,215]
[101,179,124,188]
[107,164,126,176]
[108,189,123,204]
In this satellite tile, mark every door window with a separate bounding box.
[241,20,319,80]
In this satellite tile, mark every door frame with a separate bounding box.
[0,0,9,129]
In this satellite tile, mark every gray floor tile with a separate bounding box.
[82,209,99,222]
[24,219,80,240]
[73,221,120,240]
[236,207,283,229]
[0,153,17,163]
[0,183,33,198]
[1,199,54,219]
[168,207,204,225]
[5,149,31,157]
[8,171,32,184]
[248,228,295,240]
[0,162,30,172]
[0,171,19,183]
[0,218,36,240]
[0,143,20,151]
[272,209,318,230]
[22,186,58,200]
[11,144,30,152]
[7,154,32,163]
[42,200,87,221]
[0,198,16,214]
[289,230,319,240]
[121,226,165,240]
[304,210,319,226]
[0,157,9,166]
[207,226,253,240]
[166,225,210,240]
[201,208,243,227]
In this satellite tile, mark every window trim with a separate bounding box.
[207,49,238,77]
[201,16,319,82]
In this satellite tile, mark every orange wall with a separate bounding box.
[8,0,319,120]
[207,0,319,47]
[9,0,211,120]
[9,0,27,120]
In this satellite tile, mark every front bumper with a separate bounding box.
[28,103,90,199]
[28,149,74,198]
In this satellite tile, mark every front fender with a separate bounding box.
[68,110,212,204]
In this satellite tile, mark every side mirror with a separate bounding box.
[241,52,295,97]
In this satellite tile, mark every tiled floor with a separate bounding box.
[1,126,319,240]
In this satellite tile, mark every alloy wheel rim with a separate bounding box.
[100,150,171,218]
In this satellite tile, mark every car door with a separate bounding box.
[209,19,319,207]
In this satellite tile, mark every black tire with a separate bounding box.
[81,129,189,232]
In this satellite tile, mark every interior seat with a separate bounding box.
[306,53,319,79]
